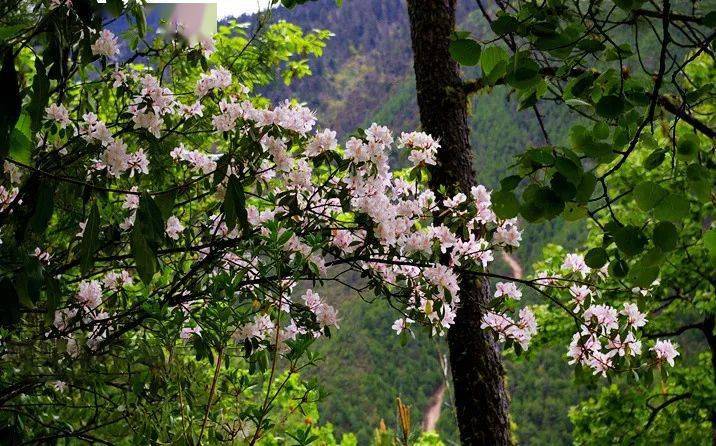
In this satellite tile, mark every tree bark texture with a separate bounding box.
[405,1,512,444]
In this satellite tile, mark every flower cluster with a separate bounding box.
[4,31,676,387]
[534,252,678,377]
[91,29,120,59]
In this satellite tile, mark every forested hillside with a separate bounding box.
[239,1,587,443]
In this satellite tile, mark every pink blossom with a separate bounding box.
[651,339,679,366]
[91,29,120,58]
[126,150,149,177]
[76,280,102,309]
[33,247,51,265]
[569,285,591,310]
[392,317,414,335]
[180,326,202,340]
[620,302,647,328]
[494,282,522,300]
[583,304,619,333]
[45,103,71,128]
[493,220,522,247]
[165,216,184,240]
[305,128,337,157]
[562,253,589,277]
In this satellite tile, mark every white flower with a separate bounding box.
[651,339,679,366]
[126,150,149,177]
[76,280,102,309]
[562,253,589,277]
[305,128,337,157]
[180,326,202,340]
[45,103,71,128]
[493,220,522,247]
[392,317,414,335]
[91,29,120,58]
[165,216,184,240]
[33,247,51,265]
[494,282,522,300]
[620,302,647,329]
[51,380,67,392]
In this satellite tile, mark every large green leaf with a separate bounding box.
[449,38,481,66]
[79,202,101,274]
[492,190,520,219]
[28,58,50,133]
[704,229,716,260]
[595,95,625,118]
[633,181,667,211]
[28,180,55,235]
[480,45,509,84]
[652,221,678,252]
[613,225,647,256]
[653,194,689,222]
[224,175,248,232]
[585,247,608,268]
[131,228,156,284]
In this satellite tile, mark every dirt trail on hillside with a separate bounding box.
[501,251,523,279]
[420,252,523,431]
[422,382,445,431]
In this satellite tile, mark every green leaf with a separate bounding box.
[520,186,564,222]
[577,38,605,53]
[676,133,700,160]
[554,156,582,184]
[643,149,666,170]
[550,173,576,201]
[9,114,32,165]
[613,226,647,256]
[480,46,510,83]
[608,258,629,277]
[653,194,689,222]
[132,4,147,37]
[500,175,522,191]
[614,0,645,10]
[28,180,55,235]
[652,221,678,251]
[131,228,156,285]
[595,95,625,118]
[628,261,659,288]
[449,38,481,66]
[154,191,176,221]
[585,248,608,268]
[492,190,520,219]
[574,173,597,203]
[505,54,541,89]
[0,25,26,41]
[490,14,519,35]
[224,175,248,232]
[79,202,101,274]
[565,98,593,108]
[136,194,165,243]
[106,0,124,16]
[28,58,50,133]
[526,147,555,165]
[16,257,43,306]
[633,181,667,211]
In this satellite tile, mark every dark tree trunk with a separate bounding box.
[405,1,512,444]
